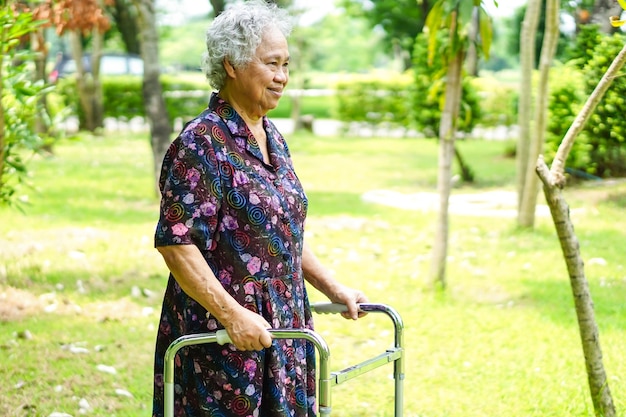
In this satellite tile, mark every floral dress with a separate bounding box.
[152,93,316,417]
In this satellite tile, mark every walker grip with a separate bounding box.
[216,329,232,345]
[311,302,350,314]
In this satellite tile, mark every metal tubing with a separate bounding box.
[163,329,331,417]
[312,303,405,417]
[164,303,404,417]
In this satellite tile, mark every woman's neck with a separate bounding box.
[218,89,264,130]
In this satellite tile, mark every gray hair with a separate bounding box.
[202,0,292,90]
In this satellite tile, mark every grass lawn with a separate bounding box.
[1,130,625,417]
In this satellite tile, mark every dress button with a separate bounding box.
[282,253,291,261]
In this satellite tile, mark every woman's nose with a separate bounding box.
[275,67,288,82]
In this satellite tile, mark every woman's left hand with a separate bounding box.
[328,284,369,320]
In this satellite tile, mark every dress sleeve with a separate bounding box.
[155,127,223,252]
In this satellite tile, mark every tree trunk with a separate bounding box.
[133,0,173,195]
[516,0,541,214]
[209,0,226,16]
[69,31,104,132]
[518,0,559,227]
[534,40,626,417]
[429,49,463,290]
[465,7,479,77]
[91,26,105,132]
[537,160,615,417]
[31,27,53,153]
[111,0,141,54]
[454,145,474,183]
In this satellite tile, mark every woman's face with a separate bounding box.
[228,26,290,118]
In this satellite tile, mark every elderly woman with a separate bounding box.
[151,1,368,416]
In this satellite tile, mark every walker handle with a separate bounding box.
[215,329,231,345]
[311,302,350,314]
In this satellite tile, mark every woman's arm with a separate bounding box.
[301,241,368,320]
[157,244,273,351]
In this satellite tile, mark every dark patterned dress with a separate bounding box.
[152,93,316,417]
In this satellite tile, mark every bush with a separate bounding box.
[580,33,626,177]
[55,75,212,129]
[268,94,335,119]
[471,76,518,129]
[544,63,591,170]
[546,31,626,178]
[334,74,414,132]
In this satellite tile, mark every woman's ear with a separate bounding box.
[223,59,236,78]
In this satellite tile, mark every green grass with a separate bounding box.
[1,131,626,416]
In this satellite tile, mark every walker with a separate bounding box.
[164,303,404,417]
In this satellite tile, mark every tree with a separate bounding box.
[109,0,141,55]
[131,0,172,194]
[209,0,226,16]
[515,0,540,218]
[49,0,113,132]
[425,0,493,289]
[517,0,560,228]
[534,6,626,412]
[341,0,432,69]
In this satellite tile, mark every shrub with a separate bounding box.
[334,74,414,132]
[471,76,518,129]
[580,33,626,177]
[55,75,211,129]
[544,63,591,171]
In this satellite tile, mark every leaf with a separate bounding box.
[426,0,445,65]
[610,16,626,27]
[618,0,626,11]
[479,8,493,59]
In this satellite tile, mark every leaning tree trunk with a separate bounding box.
[516,0,541,213]
[132,0,172,195]
[518,0,559,227]
[535,39,626,417]
[429,49,463,290]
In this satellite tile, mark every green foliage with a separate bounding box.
[547,31,626,179]
[0,6,52,206]
[268,94,334,119]
[425,0,492,63]
[580,33,626,177]
[297,14,387,73]
[563,24,603,69]
[412,32,482,136]
[507,3,573,69]
[544,64,591,170]
[55,75,212,129]
[334,74,414,132]
[340,0,428,66]
[471,76,518,129]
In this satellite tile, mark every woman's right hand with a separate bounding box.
[223,306,273,351]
